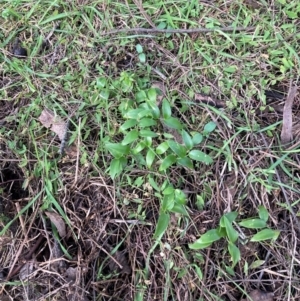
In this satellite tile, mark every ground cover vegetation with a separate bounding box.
[1,0,300,300]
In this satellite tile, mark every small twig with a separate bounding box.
[102,26,255,35]
[281,80,298,146]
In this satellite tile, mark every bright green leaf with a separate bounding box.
[138,53,146,63]
[122,130,139,145]
[148,176,160,192]
[147,88,157,102]
[177,157,194,169]
[189,241,212,250]
[188,150,213,164]
[120,119,138,131]
[162,99,172,119]
[189,229,221,250]
[204,121,216,133]
[239,219,267,229]
[159,154,177,171]
[224,212,238,223]
[154,212,170,239]
[192,133,203,145]
[105,143,130,158]
[156,142,169,154]
[258,206,269,222]
[223,216,239,243]
[162,193,175,211]
[139,129,158,138]
[162,117,183,130]
[171,203,188,216]
[124,108,145,119]
[136,44,143,53]
[100,90,110,100]
[132,141,146,154]
[250,229,280,242]
[139,118,157,128]
[146,149,156,168]
[168,140,186,157]
[182,130,193,149]
[162,186,174,195]
[228,242,241,267]
[109,158,124,179]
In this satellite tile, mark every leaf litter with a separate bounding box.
[38,108,71,155]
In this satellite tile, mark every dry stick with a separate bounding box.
[102,26,255,35]
[281,81,298,145]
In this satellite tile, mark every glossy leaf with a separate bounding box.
[139,118,157,128]
[250,229,280,242]
[189,229,221,250]
[109,158,124,179]
[156,142,169,154]
[146,149,156,168]
[189,241,212,250]
[171,203,188,216]
[136,44,143,53]
[177,157,194,169]
[162,186,174,195]
[147,88,157,102]
[138,53,146,63]
[258,206,269,222]
[162,117,183,130]
[148,176,160,192]
[139,129,158,138]
[105,143,130,158]
[120,119,138,131]
[168,140,186,157]
[228,242,241,267]
[161,193,175,211]
[154,212,170,239]
[182,130,193,149]
[223,216,238,243]
[204,121,216,133]
[220,212,238,227]
[239,218,267,229]
[132,141,146,154]
[122,130,139,145]
[159,154,177,171]
[188,150,213,164]
[162,99,172,119]
[192,133,203,145]
[124,108,145,119]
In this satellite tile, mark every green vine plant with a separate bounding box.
[102,71,216,237]
[104,72,215,179]
[189,206,280,268]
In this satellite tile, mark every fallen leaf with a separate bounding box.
[19,260,36,280]
[45,211,66,237]
[281,82,298,145]
[65,267,77,282]
[241,289,274,301]
[38,108,67,140]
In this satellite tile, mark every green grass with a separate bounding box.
[1,0,300,300]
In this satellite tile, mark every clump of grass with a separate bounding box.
[1,0,300,300]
